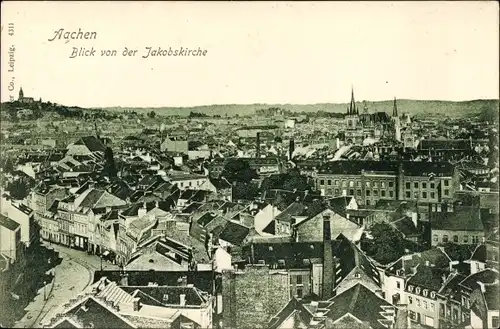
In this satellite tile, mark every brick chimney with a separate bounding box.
[256,132,261,158]
[322,216,334,299]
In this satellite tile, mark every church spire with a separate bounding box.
[393,97,398,117]
[19,87,24,100]
[349,87,357,115]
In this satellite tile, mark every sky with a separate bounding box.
[1,1,499,108]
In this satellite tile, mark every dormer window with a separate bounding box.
[408,285,414,292]
[431,292,436,299]
[423,289,428,297]
[355,273,361,279]
[416,287,421,294]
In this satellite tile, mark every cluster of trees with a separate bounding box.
[360,223,410,265]
[219,159,318,205]
[188,111,209,118]
[6,176,35,200]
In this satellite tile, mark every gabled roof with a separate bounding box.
[327,283,394,329]
[62,296,136,328]
[121,285,209,306]
[218,221,250,245]
[74,136,107,153]
[459,268,500,291]
[275,202,307,223]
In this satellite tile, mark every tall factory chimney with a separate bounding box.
[322,216,334,299]
[256,132,261,158]
[289,138,295,160]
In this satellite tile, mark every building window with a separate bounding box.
[349,181,354,187]
[389,182,394,188]
[422,192,427,199]
[328,180,332,186]
[408,296,413,304]
[405,191,411,198]
[437,204,442,212]
[357,190,362,196]
[366,200,371,206]
[443,235,449,243]
[334,189,339,195]
[373,190,379,197]
[422,182,427,189]
[472,236,479,244]
[444,180,449,187]
[431,303,435,311]
[433,234,438,242]
[320,180,325,186]
[406,182,411,189]
[430,183,435,189]
[381,190,386,197]
[296,287,303,298]
[397,281,401,289]
[296,275,303,285]
[366,181,371,188]
[334,180,339,186]
[342,181,347,188]
[463,235,468,243]
[444,190,449,196]
[389,191,394,198]
[366,190,371,196]
[349,189,354,196]
[356,181,361,188]
[373,182,378,188]
[414,182,419,189]
[416,299,421,307]
[430,192,435,199]
[453,235,459,243]
[423,301,428,309]
[492,316,499,328]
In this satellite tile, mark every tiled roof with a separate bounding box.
[430,206,484,232]
[96,280,136,305]
[76,136,107,153]
[407,264,448,291]
[121,286,208,306]
[318,160,455,177]
[275,202,307,223]
[218,221,250,245]
[64,296,136,328]
[459,268,500,290]
[0,214,20,231]
[327,283,394,329]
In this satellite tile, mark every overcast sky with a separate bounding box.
[1,1,498,108]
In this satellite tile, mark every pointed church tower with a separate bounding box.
[19,87,24,100]
[392,97,401,142]
[392,97,398,117]
[349,87,357,115]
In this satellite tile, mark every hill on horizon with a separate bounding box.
[98,99,499,118]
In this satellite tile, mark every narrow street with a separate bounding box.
[13,242,120,328]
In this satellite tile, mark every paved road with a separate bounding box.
[13,243,120,328]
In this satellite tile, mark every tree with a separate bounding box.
[103,147,117,177]
[220,159,258,184]
[232,181,259,201]
[361,222,407,265]
[148,111,157,118]
[7,178,32,200]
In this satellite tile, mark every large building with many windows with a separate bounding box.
[313,161,459,206]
